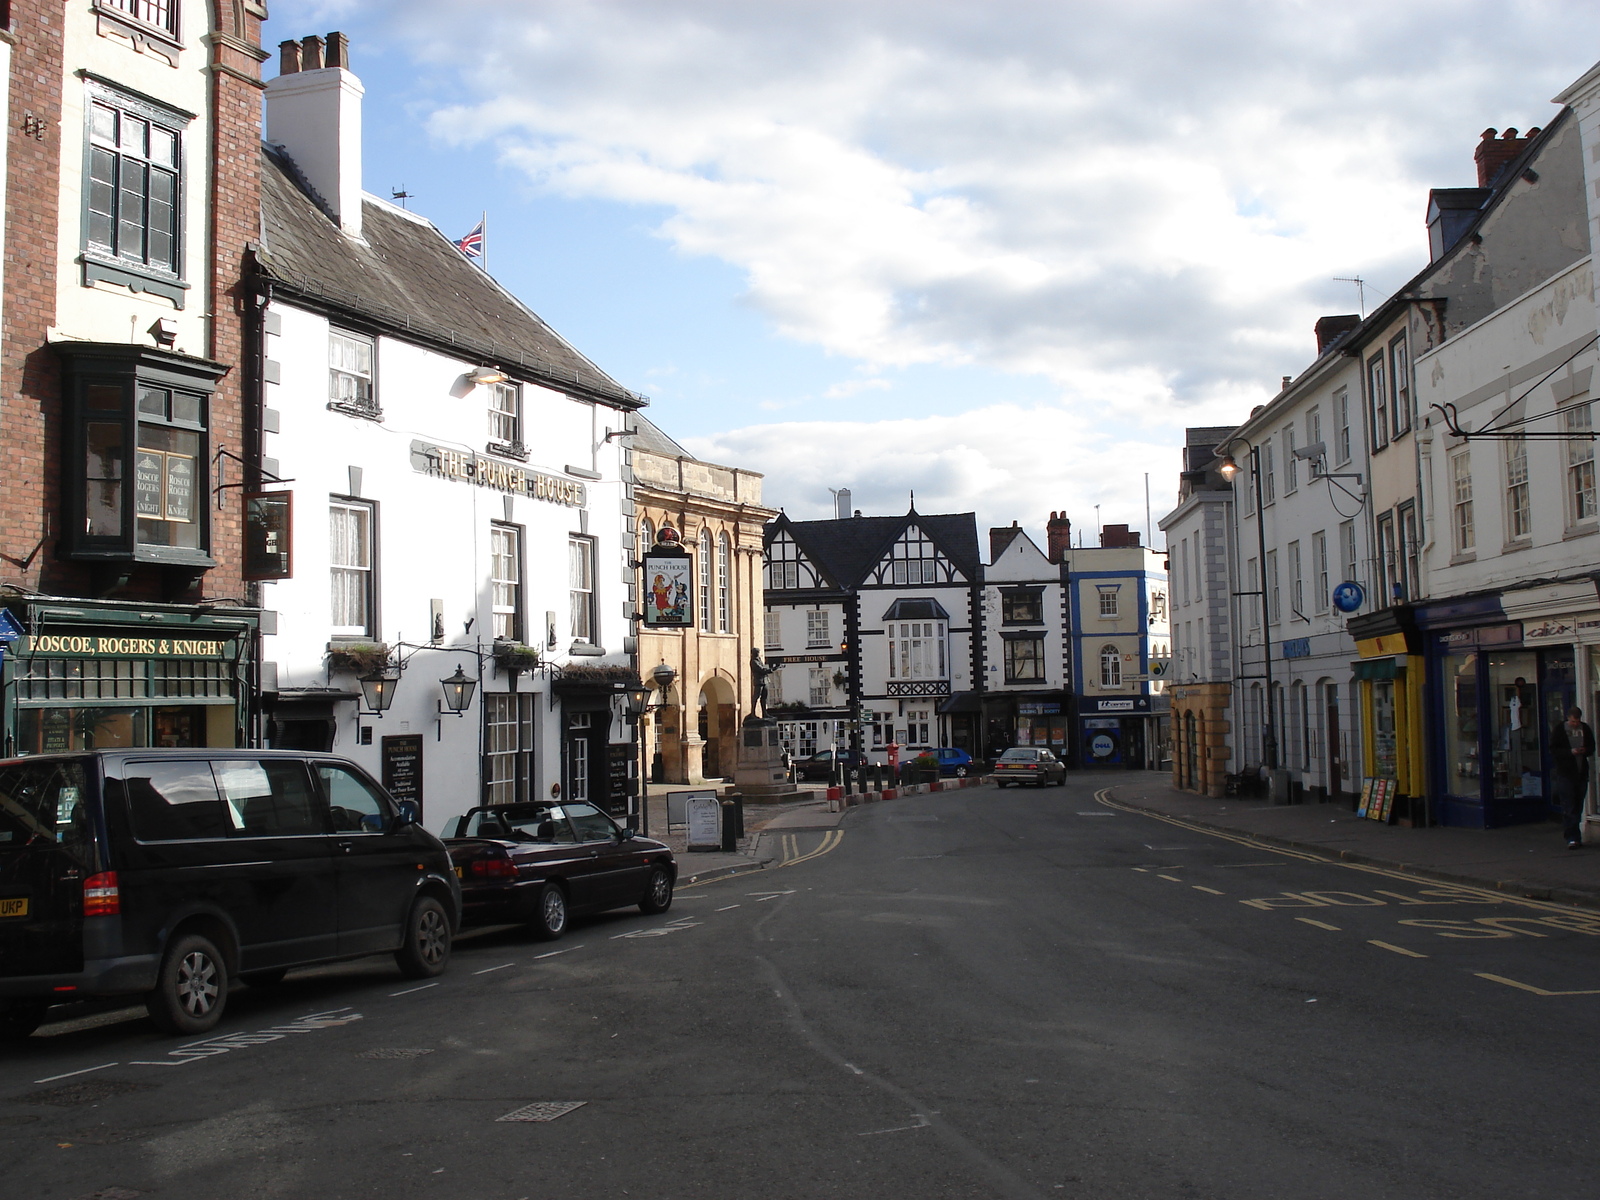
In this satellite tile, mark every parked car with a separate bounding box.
[443,802,676,938]
[924,748,975,778]
[795,749,869,782]
[993,747,1067,787]
[0,750,461,1040]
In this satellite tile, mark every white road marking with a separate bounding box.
[391,982,440,996]
[1077,812,1117,816]
[859,1113,931,1136]
[843,1062,865,1075]
[129,1009,362,1067]
[473,963,515,975]
[533,945,584,959]
[716,904,741,911]
[1193,886,1225,895]
[33,1062,119,1084]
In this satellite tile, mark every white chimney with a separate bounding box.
[832,488,852,520]
[265,32,364,238]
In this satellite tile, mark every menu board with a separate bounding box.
[606,742,635,816]
[685,792,723,850]
[381,734,423,817]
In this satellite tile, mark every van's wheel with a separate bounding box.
[528,882,568,940]
[239,968,288,989]
[639,866,674,914]
[147,932,228,1035]
[395,896,452,979]
[0,1001,47,1040]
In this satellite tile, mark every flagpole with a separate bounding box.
[481,210,488,274]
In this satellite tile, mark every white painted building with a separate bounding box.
[252,40,645,836]
[763,508,983,761]
[977,520,1071,762]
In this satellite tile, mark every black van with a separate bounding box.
[0,750,461,1038]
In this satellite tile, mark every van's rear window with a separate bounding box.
[0,759,93,853]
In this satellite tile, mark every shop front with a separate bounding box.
[1078,695,1156,769]
[1,598,258,758]
[973,691,1071,764]
[1425,613,1570,828]
[1348,607,1425,824]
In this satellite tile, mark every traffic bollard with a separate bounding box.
[720,800,738,852]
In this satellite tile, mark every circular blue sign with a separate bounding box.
[1331,581,1365,613]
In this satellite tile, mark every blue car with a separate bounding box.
[902,747,973,778]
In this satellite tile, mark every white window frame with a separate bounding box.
[330,499,374,636]
[569,534,597,642]
[764,611,782,650]
[1335,388,1351,465]
[806,609,831,649]
[716,531,731,633]
[888,622,947,680]
[490,522,522,641]
[1099,644,1122,688]
[1313,530,1329,614]
[1505,435,1531,542]
[487,381,522,450]
[328,329,377,418]
[1097,586,1120,618]
[698,529,714,632]
[1563,401,1597,527]
[1288,540,1303,617]
[1451,451,1475,555]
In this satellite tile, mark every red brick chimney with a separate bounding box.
[1315,315,1361,354]
[1046,511,1072,564]
[1100,523,1141,549]
[989,521,1022,564]
[1475,127,1539,187]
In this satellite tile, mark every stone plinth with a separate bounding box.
[734,717,806,801]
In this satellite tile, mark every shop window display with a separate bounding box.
[1445,652,1479,794]
[1488,654,1540,800]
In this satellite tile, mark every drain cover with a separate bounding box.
[357,1048,435,1060]
[19,1080,155,1108]
[496,1101,586,1123]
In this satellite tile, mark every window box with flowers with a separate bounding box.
[326,641,391,675]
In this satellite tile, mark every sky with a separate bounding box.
[272,0,1598,551]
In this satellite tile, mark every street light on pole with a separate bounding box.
[1216,440,1279,775]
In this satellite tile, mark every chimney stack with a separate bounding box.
[832,488,852,520]
[1100,523,1140,549]
[1314,314,1361,354]
[266,33,364,237]
[1475,126,1539,188]
[1046,511,1071,564]
[989,520,1022,564]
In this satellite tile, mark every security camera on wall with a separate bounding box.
[1292,441,1325,461]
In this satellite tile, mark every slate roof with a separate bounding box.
[628,414,692,458]
[768,511,982,588]
[256,145,644,411]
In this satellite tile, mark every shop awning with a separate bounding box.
[938,691,983,714]
[1351,657,1402,681]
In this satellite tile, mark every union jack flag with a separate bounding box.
[454,220,484,260]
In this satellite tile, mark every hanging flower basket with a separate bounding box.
[326,642,391,675]
[492,641,542,673]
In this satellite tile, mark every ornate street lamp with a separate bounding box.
[359,670,399,716]
[439,665,477,715]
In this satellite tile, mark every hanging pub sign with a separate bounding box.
[642,526,692,628]
[243,491,294,580]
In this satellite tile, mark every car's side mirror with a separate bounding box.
[619,827,636,841]
[394,800,420,828]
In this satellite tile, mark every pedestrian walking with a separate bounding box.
[1549,705,1595,848]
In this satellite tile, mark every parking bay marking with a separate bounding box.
[33,1062,119,1085]
[127,1008,363,1068]
[1369,940,1429,958]
[1475,973,1600,997]
[1192,886,1225,895]
[1297,918,1342,931]
[473,963,515,975]
[533,945,584,959]
[391,982,440,997]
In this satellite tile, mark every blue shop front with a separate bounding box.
[1423,596,1571,828]
[1078,694,1165,770]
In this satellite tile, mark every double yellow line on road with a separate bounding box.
[779,829,844,868]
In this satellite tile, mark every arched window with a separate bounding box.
[716,532,731,632]
[1099,644,1121,688]
[698,528,713,631]
[638,517,654,554]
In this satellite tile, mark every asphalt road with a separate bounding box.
[4,776,1600,1199]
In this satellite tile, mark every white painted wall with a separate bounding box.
[259,294,634,835]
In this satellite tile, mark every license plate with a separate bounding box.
[0,897,28,919]
[454,867,464,879]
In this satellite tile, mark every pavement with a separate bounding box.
[1104,772,1600,910]
[639,781,834,885]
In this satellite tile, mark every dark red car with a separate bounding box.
[442,801,675,939]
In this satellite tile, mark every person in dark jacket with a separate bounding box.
[1549,706,1596,848]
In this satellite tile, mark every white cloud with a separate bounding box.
[683,403,1181,545]
[823,378,892,399]
[388,0,1595,410]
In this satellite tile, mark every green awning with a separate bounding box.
[1352,657,1401,681]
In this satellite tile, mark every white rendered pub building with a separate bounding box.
[248,38,645,834]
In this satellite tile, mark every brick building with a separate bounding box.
[0,2,268,754]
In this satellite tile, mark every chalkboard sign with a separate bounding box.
[382,734,423,817]
[607,742,635,816]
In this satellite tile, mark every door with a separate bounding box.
[0,757,97,979]
[1325,684,1342,798]
[315,761,419,956]
[562,801,647,907]
[210,758,340,970]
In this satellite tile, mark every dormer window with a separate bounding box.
[487,382,527,458]
[328,329,378,419]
